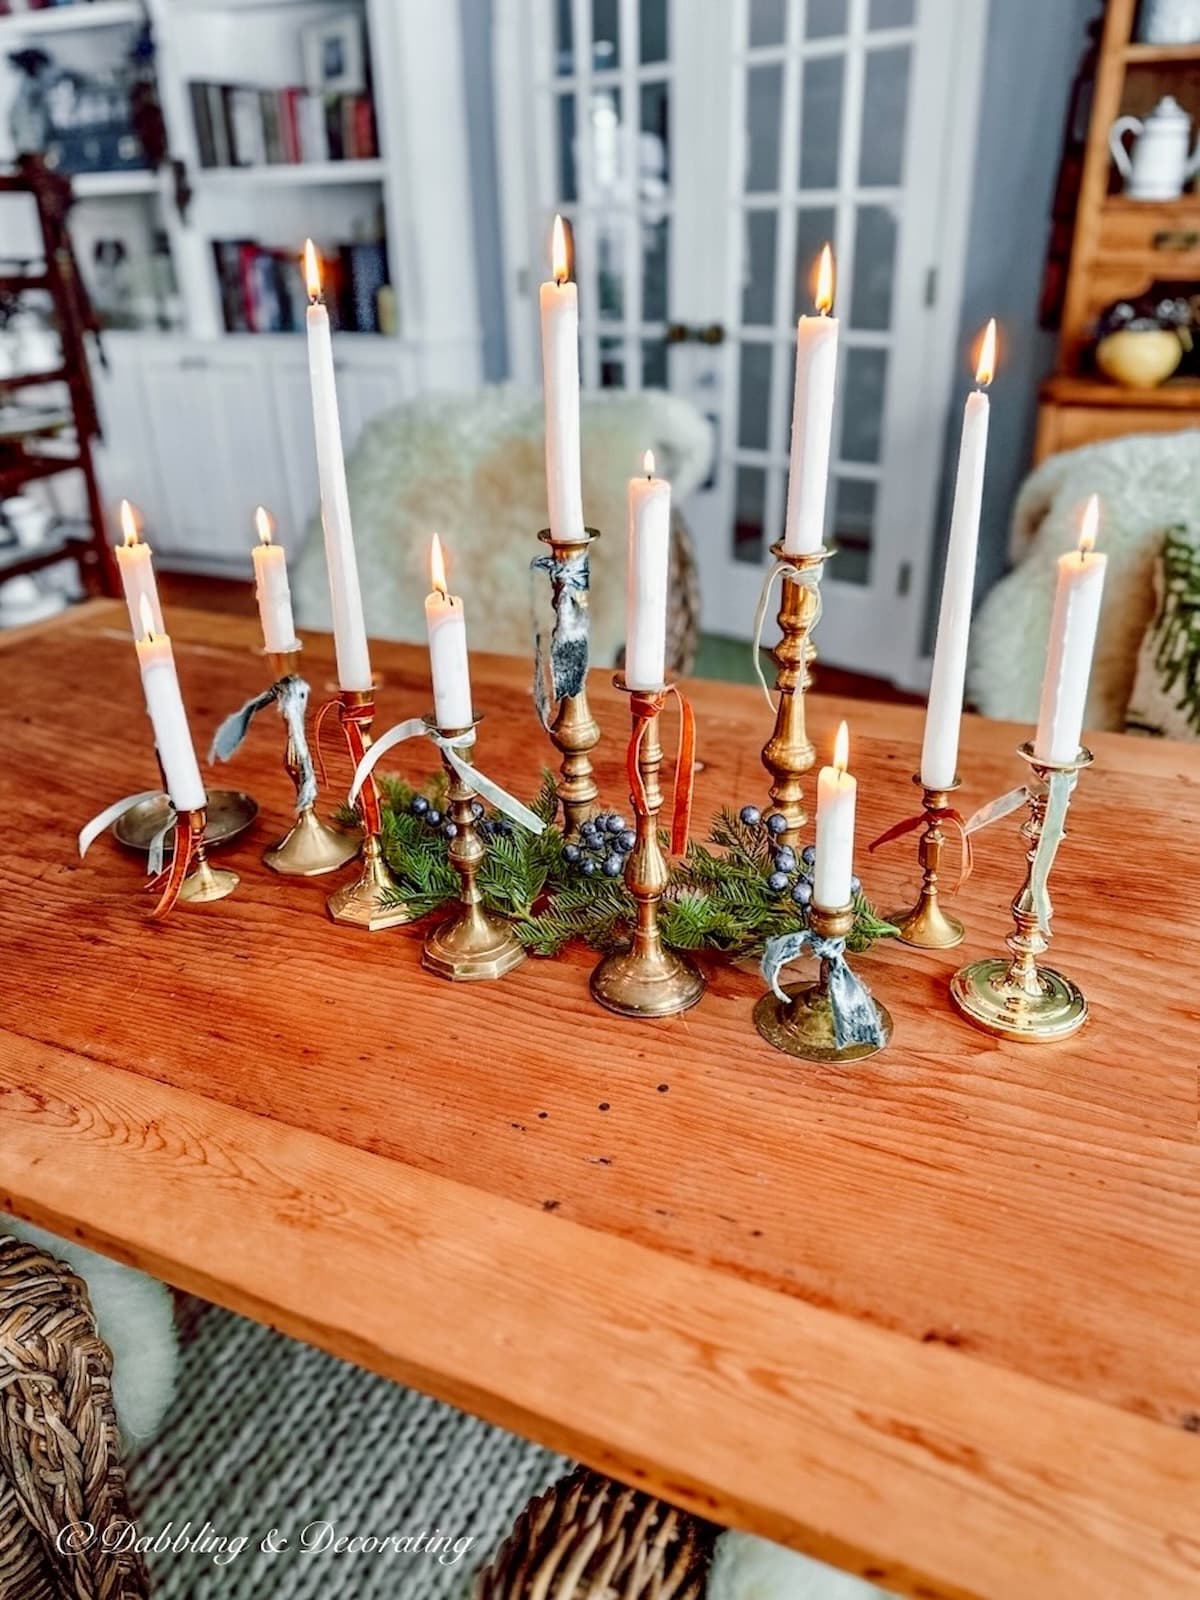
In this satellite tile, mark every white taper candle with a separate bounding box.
[133,595,206,812]
[782,244,839,557]
[425,534,473,729]
[625,450,671,691]
[114,499,164,640]
[1033,495,1107,765]
[814,721,856,910]
[251,506,298,655]
[539,215,585,543]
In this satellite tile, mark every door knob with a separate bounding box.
[697,322,725,345]
[665,321,690,344]
[664,321,726,344]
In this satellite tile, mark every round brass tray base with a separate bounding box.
[949,958,1088,1042]
[114,790,258,854]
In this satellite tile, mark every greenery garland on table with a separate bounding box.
[347,774,896,957]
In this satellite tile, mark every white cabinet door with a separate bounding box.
[91,342,169,541]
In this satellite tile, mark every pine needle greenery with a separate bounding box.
[367,772,895,956]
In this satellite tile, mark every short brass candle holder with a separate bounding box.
[886,775,966,949]
[760,543,831,848]
[175,807,239,906]
[950,742,1093,1042]
[753,901,893,1063]
[422,714,526,981]
[536,526,601,838]
[263,648,360,878]
[590,677,704,1019]
[326,689,413,932]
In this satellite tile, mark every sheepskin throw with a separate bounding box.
[708,1531,893,1599]
[290,386,712,673]
[1126,526,1200,738]
[969,430,1200,731]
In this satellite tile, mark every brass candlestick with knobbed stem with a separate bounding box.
[325,689,413,931]
[422,715,526,981]
[536,526,601,838]
[886,776,966,949]
[760,543,830,848]
[950,742,1093,1041]
[590,678,704,1019]
[264,648,360,877]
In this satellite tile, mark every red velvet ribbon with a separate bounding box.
[315,695,381,835]
[867,806,973,892]
[626,687,696,856]
[145,816,196,921]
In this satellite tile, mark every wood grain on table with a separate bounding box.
[1,602,1198,1600]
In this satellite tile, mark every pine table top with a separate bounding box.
[2,600,1198,1600]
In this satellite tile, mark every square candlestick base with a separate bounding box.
[422,904,526,982]
[326,839,415,931]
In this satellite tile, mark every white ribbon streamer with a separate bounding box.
[78,790,163,862]
[751,559,824,708]
[348,719,546,835]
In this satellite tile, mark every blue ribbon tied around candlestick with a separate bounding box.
[209,674,317,813]
[760,928,887,1052]
[750,558,824,707]
[530,548,590,730]
[348,719,546,835]
[963,768,1078,934]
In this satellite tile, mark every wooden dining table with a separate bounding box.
[1,599,1198,1600]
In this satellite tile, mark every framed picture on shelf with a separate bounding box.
[301,13,366,95]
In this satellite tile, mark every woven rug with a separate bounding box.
[128,1297,567,1598]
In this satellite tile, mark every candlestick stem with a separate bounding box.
[950,742,1093,1041]
[888,775,965,949]
[537,527,601,837]
[263,649,360,877]
[177,809,239,904]
[753,901,892,1062]
[422,716,526,980]
[326,689,414,931]
[589,678,704,1019]
[760,543,830,847]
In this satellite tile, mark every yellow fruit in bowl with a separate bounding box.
[1095,328,1184,388]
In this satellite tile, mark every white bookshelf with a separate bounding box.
[0,0,482,569]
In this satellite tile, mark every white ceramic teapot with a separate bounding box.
[1110,96,1200,200]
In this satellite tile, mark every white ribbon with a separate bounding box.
[751,558,824,708]
[78,790,163,863]
[348,719,546,835]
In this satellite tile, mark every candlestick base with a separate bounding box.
[177,830,239,905]
[891,896,965,950]
[948,958,1087,1042]
[753,981,893,1063]
[326,835,414,930]
[590,942,705,1020]
[423,903,526,982]
[264,809,360,877]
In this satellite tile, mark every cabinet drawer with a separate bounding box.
[1096,203,1200,265]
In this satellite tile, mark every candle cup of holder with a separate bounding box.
[760,543,831,848]
[589,677,704,1019]
[326,689,414,931]
[537,526,601,838]
[177,808,239,905]
[263,649,360,877]
[422,714,526,981]
[950,742,1093,1042]
[888,775,966,949]
[753,901,893,1063]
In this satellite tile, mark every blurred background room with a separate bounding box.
[0,0,1195,738]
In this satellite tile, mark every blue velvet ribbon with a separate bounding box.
[530,549,590,729]
[761,927,886,1051]
[209,674,317,813]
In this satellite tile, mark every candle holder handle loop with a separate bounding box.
[758,544,831,849]
[533,528,602,838]
[870,775,971,949]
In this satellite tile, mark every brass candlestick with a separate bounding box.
[263,648,359,877]
[537,527,601,837]
[176,808,239,905]
[326,689,413,931]
[887,776,966,949]
[753,901,893,1063]
[422,715,526,981]
[590,678,704,1019]
[760,543,831,848]
[950,742,1093,1042]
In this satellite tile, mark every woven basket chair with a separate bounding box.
[0,1236,147,1600]
[476,1466,717,1599]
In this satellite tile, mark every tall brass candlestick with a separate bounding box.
[950,742,1093,1041]
[760,543,830,847]
[590,678,704,1019]
[887,776,965,949]
[264,649,360,877]
[537,526,601,837]
[326,689,413,931]
[422,716,526,981]
[176,808,239,905]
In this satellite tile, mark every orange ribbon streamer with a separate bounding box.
[145,816,195,920]
[315,695,381,835]
[626,687,696,856]
[867,806,973,892]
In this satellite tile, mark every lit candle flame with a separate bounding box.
[832,720,849,774]
[975,318,997,387]
[430,532,448,597]
[119,498,140,547]
[137,592,157,643]
[1078,493,1099,557]
[551,213,571,286]
[643,448,655,477]
[255,506,273,546]
[814,244,835,316]
[304,238,322,301]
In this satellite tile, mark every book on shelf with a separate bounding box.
[189,81,378,169]
[212,239,387,335]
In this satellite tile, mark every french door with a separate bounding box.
[494,0,986,684]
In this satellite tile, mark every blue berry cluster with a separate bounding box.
[737,805,860,906]
[409,793,514,843]
[562,811,636,880]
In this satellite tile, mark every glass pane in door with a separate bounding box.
[745,64,784,191]
[859,46,911,185]
[798,54,843,189]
